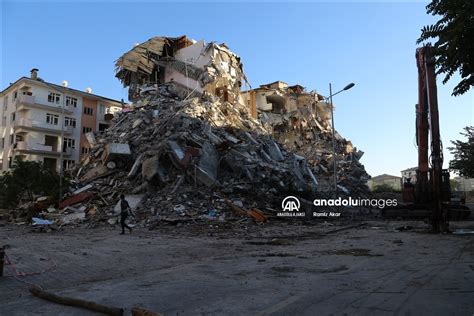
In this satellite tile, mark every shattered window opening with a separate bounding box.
[48,92,61,104]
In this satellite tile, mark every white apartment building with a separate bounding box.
[401,167,418,184]
[0,69,122,172]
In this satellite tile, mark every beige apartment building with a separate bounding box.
[367,174,402,191]
[0,69,122,171]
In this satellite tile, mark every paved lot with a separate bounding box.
[1,220,474,315]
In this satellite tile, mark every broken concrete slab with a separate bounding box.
[73,184,94,195]
[80,165,108,182]
[60,212,86,225]
[102,143,131,164]
[85,132,97,147]
[142,156,169,182]
[198,142,218,181]
[132,119,143,128]
[128,154,144,178]
[264,141,284,161]
[167,141,186,167]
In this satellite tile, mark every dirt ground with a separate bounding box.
[1,217,474,316]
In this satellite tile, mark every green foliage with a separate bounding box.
[449,179,459,191]
[372,184,400,193]
[449,126,474,177]
[0,158,70,207]
[417,0,474,96]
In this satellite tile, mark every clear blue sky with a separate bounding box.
[1,1,473,177]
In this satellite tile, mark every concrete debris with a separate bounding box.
[85,132,97,147]
[73,184,94,195]
[59,211,86,225]
[58,78,369,229]
[142,156,169,183]
[102,143,131,164]
[3,35,368,230]
[127,153,144,178]
[245,81,370,192]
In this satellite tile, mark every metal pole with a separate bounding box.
[330,83,338,194]
[59,89,65,204]
[0,246,4,277]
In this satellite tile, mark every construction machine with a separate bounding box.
[381,46,470,231]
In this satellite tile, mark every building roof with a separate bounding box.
[401,167,417,172]
[260,80,288,87]
[0,76,123,105]
[370,174,401,180]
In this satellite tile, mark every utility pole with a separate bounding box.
[58,86,66,205]
[327,82,355,196]
[329,83,337,194]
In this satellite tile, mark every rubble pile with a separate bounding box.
[6,35,371,229]
[66,88,328,226]
[244,81,369,193]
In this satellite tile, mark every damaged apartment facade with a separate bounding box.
[115,36,248,105]
[243,81,363,169]
[0,69,122,171]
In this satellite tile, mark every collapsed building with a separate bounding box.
[7,35,370,227]
[243,80,367,190]
[115,35,248,104]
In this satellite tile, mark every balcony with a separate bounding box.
[14,118,73,135]
[14,141,71,156]
[15,95,74,114]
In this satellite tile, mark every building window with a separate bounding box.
[81,147,91,154]
[10,112,15,122]
[98,103,106,115]
[83,107,93,115]
[1,116,6,126]
[0,137,4,149]
[66,96,78,107]
[65,117,77,128]
[63,137,75,149]
[0,159,3,170]
[10,134,14,145]
[3,96,8,111]
[46,113,59,125]
[82,126,93,134]
[63,159,76,170]
[13,91,18,100]
[43,157,57,170]
[48,92,61,104]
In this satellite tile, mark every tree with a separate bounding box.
[417,0,474,96]
[449,126,474,177]
[449,179,459,191]
[0,158,70,206]
[372,184,400,193]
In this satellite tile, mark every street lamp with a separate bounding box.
[328,82,355,194]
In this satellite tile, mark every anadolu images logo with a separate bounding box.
[278,196,305,217]
[282,196,300,212]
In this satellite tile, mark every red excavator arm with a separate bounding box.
[383,46,469,228]
[415,46,445,231]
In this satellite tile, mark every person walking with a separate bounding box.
[119,194,135,234]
